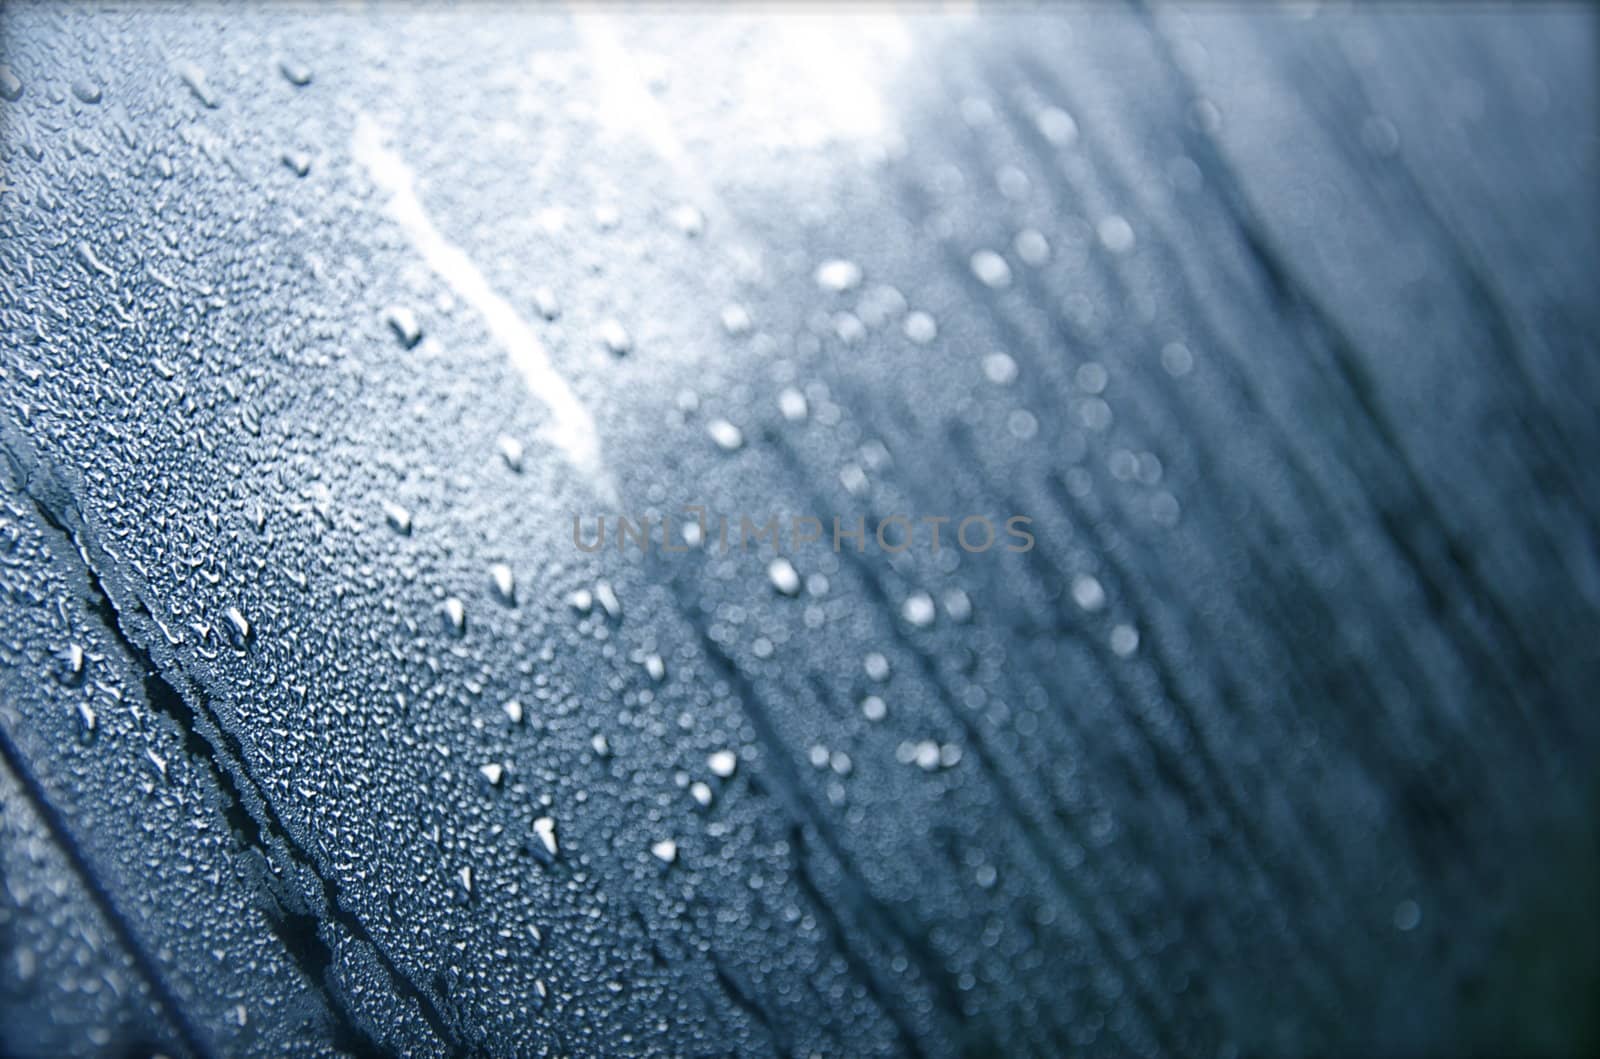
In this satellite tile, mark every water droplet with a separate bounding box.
[497,435,525,473]
[1097,215,1135,254]
[178,63,219,108]
[944,588,973,623]
[58,643,86,687]
[767,558,801,597]
[71,80,103,105]
[458,865,474,895]
[901,592,936,628]
[281,150,312,177]
[532,816,560,861]
[567,588,594,615]
[690,781,713,807]
[1110,623,1140,657]
[1076,362,1109,394]
[860,695,887,722]
[814,258,863,294]
[442,597,467,638]
[0,66,23,102]
[591,733,611,758]
[1392,899,1421,932]
[382,500,413,535]
[479,762,506,787]
[670,204,705,237]
[279,58,313,87]
[594,580,622,620]
[533,286,560,320]
[707,418,744,452]
[1071,575,1106,613]
[650,838,678,864]
[864,652,891,682]
[708,749,738,778]
[224,607,252,649]
[643,653,666,682]
[383,306,422,349]
[503,700,525,725]
[903,311,937,344]
[598,319,632,356]
[982,352,1018,386]
[489,563,516,607]
[970,249,1012,289]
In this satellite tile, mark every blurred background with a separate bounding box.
[1,4,1596,1056]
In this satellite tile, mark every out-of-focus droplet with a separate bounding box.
[1015,228,1050,267]
[1097,215,1135,254]
[1110,623,1140,657]
[903,311,937,344]
[983,352,1018,386]
[778,388,808,422]
[1037,106,1078,146]
[864,652,891,682]
[861,695,887,722]
[1072,575,1106,612]
[720,304,752,336]
[901,592,936,628]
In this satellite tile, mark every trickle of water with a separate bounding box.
[970,250,1012,289]
[598,319,632,356]
[707,749,738,778]
[382,500,413,535]
[707,418,744,452]
[384,306,422,349]
[489,563,516,607]
[767,558,801,597]
[814,258,863,294]
[442,597,467,637]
